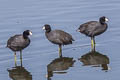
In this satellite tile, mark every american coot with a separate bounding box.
[77,16,108,48]
[7,30,32,66]
[43,24,74,57]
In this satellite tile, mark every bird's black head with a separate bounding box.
[42,24,51,32]
[99,16,108,24]
[23,30,32,39]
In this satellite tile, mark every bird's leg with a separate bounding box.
[14,52,17,67]
[93,36,96,46]
[20,50,23,67]
[91,37,94,49]
[59,45,62,58]
[91,37,95,50]
[93,37,96,50]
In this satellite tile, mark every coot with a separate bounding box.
[77,16,108,48]
[7,30,32,66]
[43,24,74,57]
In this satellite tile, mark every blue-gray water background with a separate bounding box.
[0,0,120,80]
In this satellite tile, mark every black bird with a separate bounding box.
[43,24,74,57]
[7,30,32,66]
[77,16,108,48]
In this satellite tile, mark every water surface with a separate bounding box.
[0,0,120,80]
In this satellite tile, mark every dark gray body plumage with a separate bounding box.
[7,34,30,51]
[79,21,108,37]
[45,30,74,45]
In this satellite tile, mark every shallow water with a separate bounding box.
[0,0,120,80]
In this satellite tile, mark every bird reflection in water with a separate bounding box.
[47,57,75,80]
[7,58,32,80]
[79,48,110,71]
[7,66,32,80]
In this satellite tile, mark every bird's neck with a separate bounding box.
[46,29,51,33]
[99,20,105,25]
[23,34,28,39]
